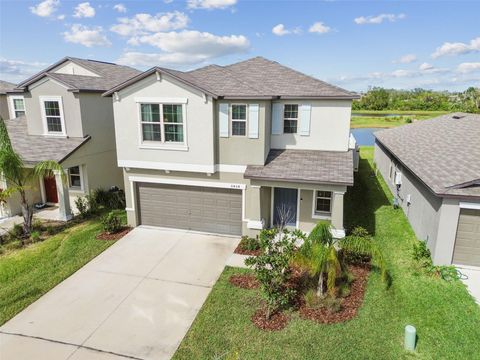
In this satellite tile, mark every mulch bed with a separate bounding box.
[229,274,259,289]
[299,265,370,324]
[96,227,132,241]
[233,244,262,256]
[251,308,289,331]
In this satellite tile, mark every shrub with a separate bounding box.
[30,231,41,242]
[92,188,126,210]
[86,192,99,214]
[102,211,123,234]
[245,228,298,319]
[350,226,370,238]
[74,196,89,218]
[412,240,431,261]
[46,225,55,236]
[4,240,22,250]
[239,236,260,251]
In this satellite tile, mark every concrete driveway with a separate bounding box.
[0,226,239,360]
[458,267,480,305]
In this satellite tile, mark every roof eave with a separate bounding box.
[243,174,353,187]
[58,135,91,164]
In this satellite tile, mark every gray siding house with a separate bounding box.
[374,113,480,267]
[0,57,140,220]
[104,57,359,237]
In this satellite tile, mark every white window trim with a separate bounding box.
[230,104,248,137]
[283,103,299,134]
[39,96,67,136]
[312,190,333,219]
[137,102,188,149]
[68,165,84,191]
[9,95,26,119]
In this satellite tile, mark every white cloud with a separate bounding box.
[111,11,189,37]
[73,2,95,18]
[457,62,480,73]
[117,52,207,67]
[431,37,480,58]
[187,0,236,10]
[57,14,65,20]
[30,0,60,17]
[164,0,174,3]
[394,54,417,64]
[113,4,127,13]
[354,13,406,25]
[309,22,331,34]
[63,24,111,47]
[272,24,301,36]
[0,58,47,82]
[419,62,434,71]
[391,69,416,78]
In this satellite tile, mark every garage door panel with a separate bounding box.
[137,182,242,236]
[453,208,480,267]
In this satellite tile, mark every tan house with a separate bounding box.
[104,57,359,237]
[374,113,480,267]
[1,57,140,220]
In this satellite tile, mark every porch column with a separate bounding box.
[331,191,345,238]
[54,170,73,221]
[246,185,264,230]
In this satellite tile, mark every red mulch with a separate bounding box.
[234,244,262,256]
[96,227,132,240]
[299,265,370,324]
[229,274,259,289]
[251,308,289,331]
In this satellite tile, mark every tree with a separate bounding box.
[294,223,387,298]
[0,118,65,242]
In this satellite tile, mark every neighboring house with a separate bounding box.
[1,57,140,220]
[374,113,480,267]
[0,80,22,120]
[104,57,359,237]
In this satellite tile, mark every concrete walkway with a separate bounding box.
[457,267,480,305]
[0,226,239,360]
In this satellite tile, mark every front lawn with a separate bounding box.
[0,213,123,325]
[173,147,480,360]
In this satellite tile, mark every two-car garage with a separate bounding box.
[136,182,243,236]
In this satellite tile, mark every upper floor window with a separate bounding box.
[283,104,298,134]
[10,96,25,118]
[140,103,184,143]
[314,190,332,215]
[231,104,247,136]
[40,96,65,135]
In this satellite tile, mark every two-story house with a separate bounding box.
[1,57,140,220]
[104,57,358,237]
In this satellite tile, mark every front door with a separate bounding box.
[273,187,298,228]
[44,176,58,203]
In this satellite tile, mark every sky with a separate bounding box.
[0,0,479,92]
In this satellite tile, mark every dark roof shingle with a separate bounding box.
[374,113,480,198]
[244,149,354,186]
[0,80,18,95]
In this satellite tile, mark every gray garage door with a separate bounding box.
[137,182,242,235]
[453,208,480,267]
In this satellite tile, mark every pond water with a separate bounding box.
[352,113,413,118]
[351,128,383,146]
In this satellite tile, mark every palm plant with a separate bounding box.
[0,118,65,242]
[294,223,387,298]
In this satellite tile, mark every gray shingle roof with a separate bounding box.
[104,57,358,99]
[0,80,17,95]
[4,117,90,165]
[244,149,354,186]
[374,113,480,198]
[16,57,141,92]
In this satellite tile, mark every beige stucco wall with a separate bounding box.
[112,73,215,171]
[52,61,99,77]
[24,78,83,137]
[216,100,269,166]
[270,99,352,151]
[4,171,42,217]
[0,94,9,120]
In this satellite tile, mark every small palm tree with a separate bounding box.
[0,118,65,242]
[294,223,386,298]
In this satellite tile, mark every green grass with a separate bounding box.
[173,147,480,360]
[350,110,449,128]
[0,213,122,325]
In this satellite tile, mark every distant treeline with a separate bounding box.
[352,87,480,113]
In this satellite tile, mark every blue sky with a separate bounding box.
[1,0,479,91]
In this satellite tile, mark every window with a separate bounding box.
[315,191,332,214]
[68,166,82,189]
[11,97,25,118]
[231,104,247,136]
[283,104,298,134]
[140,103,184,143]
[40,97,65,134]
